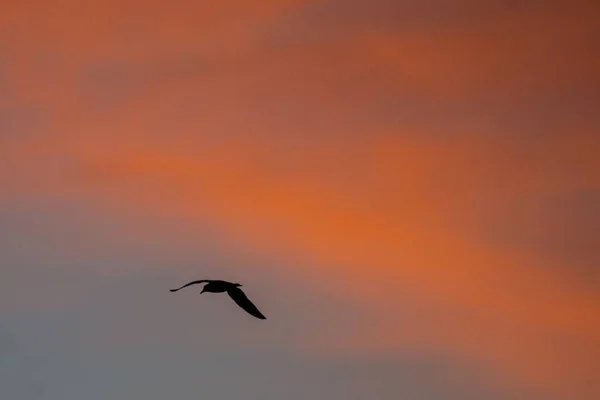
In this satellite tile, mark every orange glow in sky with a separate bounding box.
[1,1,599,399]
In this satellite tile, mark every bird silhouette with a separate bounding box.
[169,279,267,320]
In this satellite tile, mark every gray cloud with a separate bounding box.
[0,199,549,400]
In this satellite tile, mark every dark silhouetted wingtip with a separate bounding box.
[169,280,210,293]
[227,287,267,320]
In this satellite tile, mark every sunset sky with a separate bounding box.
[1,1,599,399]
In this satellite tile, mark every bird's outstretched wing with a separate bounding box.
[169,280,210,292]
[227,287,266,320]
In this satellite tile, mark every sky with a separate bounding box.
[1,0,599,399]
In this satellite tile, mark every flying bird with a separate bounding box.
[169,279,266,320]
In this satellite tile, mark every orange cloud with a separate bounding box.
[4,130,598,397]
[1,0,599,398]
